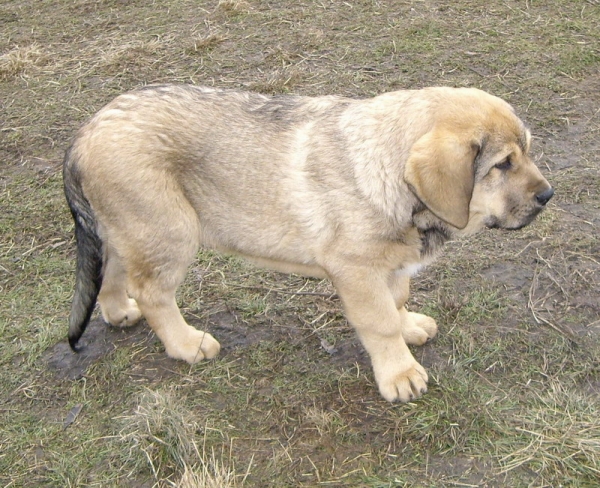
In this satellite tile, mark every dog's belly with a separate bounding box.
[199,220,327,275]
[242,255,328,279]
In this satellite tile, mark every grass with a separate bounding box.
[0,43,45,81]
[1,0,599,486]
[117,388,243,487]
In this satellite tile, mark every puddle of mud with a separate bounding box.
[43,318,158,380]
[44,308,446,383]
[44,310,368,380]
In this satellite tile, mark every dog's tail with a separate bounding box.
[63,145,103,352]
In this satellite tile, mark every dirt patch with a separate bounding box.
[482,262,533,293]
[43,318,156,380]
[43,309,369,383]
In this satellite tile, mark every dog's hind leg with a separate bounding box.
[117,193,220,364]
[129,269,221,363]
[135,291,220,363]
[98,247,142,327]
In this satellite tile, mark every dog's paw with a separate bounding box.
[401,312,438,346]
[165,329,221,364]
[375,360,429,403]
[101,298,143,327]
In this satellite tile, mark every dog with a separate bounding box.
[63,85,553,402]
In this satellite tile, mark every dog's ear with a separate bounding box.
[404,129,479,229]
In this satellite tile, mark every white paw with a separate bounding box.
[101,298,143,327]
[402,312,438,346]
[374,359,429,403]
[165,329,221,364]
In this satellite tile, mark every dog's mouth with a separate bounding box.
[485,218,527,231]
[485,206,544,231]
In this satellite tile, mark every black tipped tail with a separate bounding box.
[63,146,103,352]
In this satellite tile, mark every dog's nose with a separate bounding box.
[536,187,554,206]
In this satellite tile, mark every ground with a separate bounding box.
[1,0,599,486]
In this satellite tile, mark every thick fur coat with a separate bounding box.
[64,85,553,402]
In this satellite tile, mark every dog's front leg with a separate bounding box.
[388,271,438,346]
[330,267,428,403]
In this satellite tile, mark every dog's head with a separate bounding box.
[404,88,553,232]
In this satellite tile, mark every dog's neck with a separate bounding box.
[412,208,453,258]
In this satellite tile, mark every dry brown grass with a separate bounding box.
[498,380,600,481]
[0,44,45,80]
[118,388,243,487]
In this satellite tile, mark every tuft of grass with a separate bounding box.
[0,44,45,80]
[216,0,251,14]
[118,388,243,487]
[178,451,239,488]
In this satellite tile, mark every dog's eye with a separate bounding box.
[495,158,512,171]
